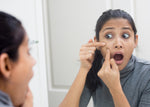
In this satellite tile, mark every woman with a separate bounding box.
[0,11,36,107]
[59,9,150,107]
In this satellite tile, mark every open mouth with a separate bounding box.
[113,53,124,65]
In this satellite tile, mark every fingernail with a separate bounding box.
[110,58,114,62]
[107,49,110,53]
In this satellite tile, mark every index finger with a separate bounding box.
[104,49,110,66]
[94,42,106,49]
[110,58,118,71]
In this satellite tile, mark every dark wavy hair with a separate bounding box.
[0,11,25,61]
[85,9,137,92]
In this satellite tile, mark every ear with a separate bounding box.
[134,35,138,48]
[0,53,12,79]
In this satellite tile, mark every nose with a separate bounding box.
[115,45,122,49]
[114,38,123,49]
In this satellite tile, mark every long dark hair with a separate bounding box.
[85,9,137,92]
[0,11,25,61]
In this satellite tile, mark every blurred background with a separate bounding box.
[0,0,150,107]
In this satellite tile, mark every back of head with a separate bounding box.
[0,11,25,61]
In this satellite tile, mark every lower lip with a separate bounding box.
[115,59,123,65]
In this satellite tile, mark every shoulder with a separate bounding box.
[134,56,150,84]
[136,57,150,65]
[131,57,150,93]
[135,56,150,72]
[0,90,13,107]
[132,56,150,83]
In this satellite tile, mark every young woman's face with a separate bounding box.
[99,18,138,71]
[9,35,36,106]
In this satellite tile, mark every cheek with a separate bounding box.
[125,42,135,50]
[100,47,106,58]
[126,46,135,57]
[100,44,112,58]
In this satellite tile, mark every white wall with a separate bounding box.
[0,0,49,107]
[1,0,150,107]
[45,0,112,106]
[46,0,150,107]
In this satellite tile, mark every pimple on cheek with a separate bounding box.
[100,45,110,51]
[100,45,111,57]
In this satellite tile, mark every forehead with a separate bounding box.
[19,35,28,48]
[23,35,28,44]
[101,18,132,30]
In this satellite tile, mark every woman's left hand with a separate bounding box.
[97,49,121,90]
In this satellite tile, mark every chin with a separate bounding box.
[13,98,24,107]
[117,63,126,71]
[118,66,123,71]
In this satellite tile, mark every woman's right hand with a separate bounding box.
[79,39,105,71]
[21,87,33,107]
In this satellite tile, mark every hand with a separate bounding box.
[21,87,33,107]
[97,49,121,90]
[79,39,105,71]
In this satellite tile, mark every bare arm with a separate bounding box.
[109,85,130,107]
[59,67,89,107]
[59,39,105,107]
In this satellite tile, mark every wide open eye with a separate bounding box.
[105,34,112,39]
[122,33,130,39]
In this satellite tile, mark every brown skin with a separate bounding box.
[97,18,138,107]
[59,18,138,107]
[0,35,36,107]
[98,18,138,71]
[80,39,106,71]
[59,40,106,107]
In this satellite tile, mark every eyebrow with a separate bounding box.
[102,26,132,32]
[102,27,114,32]
[122,27,132,31]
